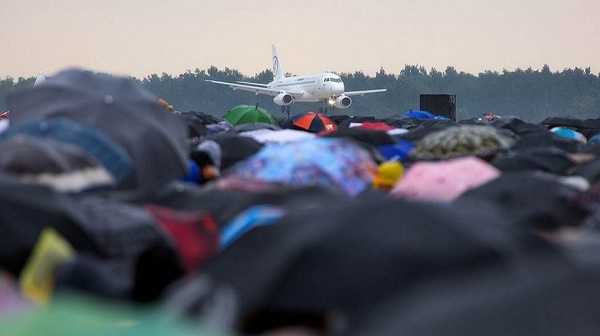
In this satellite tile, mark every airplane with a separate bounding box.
[206,44,387,114]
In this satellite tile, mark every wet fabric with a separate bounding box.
[7,68,189,192]
[228,137,377,196]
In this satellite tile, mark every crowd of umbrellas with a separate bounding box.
[3,68,600,335]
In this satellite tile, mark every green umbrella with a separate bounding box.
[223,105,277,126]
[0,293,227,336]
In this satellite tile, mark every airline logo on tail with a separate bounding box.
[271,44,284,80]
[272,56,279,78]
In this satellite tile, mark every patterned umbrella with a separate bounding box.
[389,157,501,202]
[223,105,278,126]
[409,125,512,161]
[228,137,377,196]
[291,111,338,133]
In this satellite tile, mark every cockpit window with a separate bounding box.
[326,77,342,83]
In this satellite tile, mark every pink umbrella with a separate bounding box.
[389,157,501,202]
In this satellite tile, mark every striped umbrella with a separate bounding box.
[291,111,338,133]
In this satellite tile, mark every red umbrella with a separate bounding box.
[356,121,395,132]
[291,111,337,133]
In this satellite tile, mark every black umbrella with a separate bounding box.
[202,133,264,172]
[489,116,548,138]
[334,115,378,129]
[0,136,116,192]
[570,158,600,184]
[174,112,207,139]
[320,127,397,147]
[510,132,582,153]
[350,257,600,336]
[7,68,189,192]
[395,119,459,142]
[492,147,576,175]
[0,176,99,275]
[0,118,134,183]
[540,116,597,138]
[181,110,223,125]
[455,172,591,231]
[163,196,550,333]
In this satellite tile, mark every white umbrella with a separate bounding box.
[240,129,316,145]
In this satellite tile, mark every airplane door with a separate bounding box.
[318,75,325,91]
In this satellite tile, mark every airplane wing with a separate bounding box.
[343,89,387,97]
[206,80,303,97]
[236,81,268,87]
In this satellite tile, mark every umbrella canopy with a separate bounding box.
[540,116,595,137]
[239,129,316,145]
[355,121,396,132]
[228,137,378,196]
[7,68,189,192]
[0,176,100,275]
[0,293,210,336]
[395,119,459,142]
[180,111,223,125]
[321,127,397,147]
[409,125,513,161]
[403,110,436,119]
[349,255,598,336]
[223,105,278,126]
[0,136,115,192]
[232,122,281,133]
[291,112,338,133]
[455,172,591,231]
[492,147,577,175]
[201,133,264,172]
[390,157,501,202]
[0,118,134,183]
[550,126,587,143]
[510,132,582,153]
[163,197,551,334]
[174,113,207,139]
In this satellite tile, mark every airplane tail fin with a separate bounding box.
[34,71,46,87]
[272,44,285,80]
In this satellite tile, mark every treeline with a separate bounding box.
[1,65,599,122]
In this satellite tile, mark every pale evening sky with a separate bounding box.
[2,0,600,79]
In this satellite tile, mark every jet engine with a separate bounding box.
[333,95,352,108]
[274,92,293,106]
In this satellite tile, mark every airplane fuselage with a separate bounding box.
[267,72,344,103]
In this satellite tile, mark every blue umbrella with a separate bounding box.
[228,137,377,196]
[403,110,436,119]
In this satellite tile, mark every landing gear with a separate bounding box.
[281,105,290,117]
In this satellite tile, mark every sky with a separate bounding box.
[3,0,600,79]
